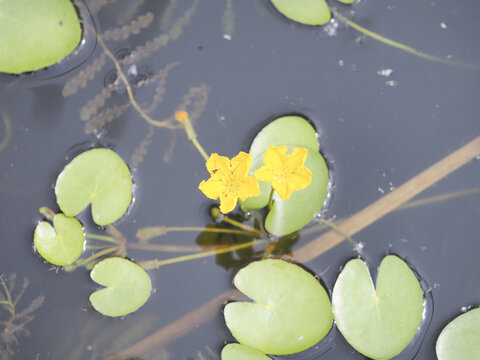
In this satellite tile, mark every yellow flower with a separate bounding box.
[199,152,260,214]
[254,146,312,200]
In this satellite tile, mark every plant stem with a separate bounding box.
[140,239,267,269]
[179,112,209,161]
[86,233,118,243]
[267,188,275,209]
[222,217,262,237]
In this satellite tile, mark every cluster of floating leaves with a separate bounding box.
[33,149,152,317]
[0,274,44,360]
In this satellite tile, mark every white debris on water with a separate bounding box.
[323,19,338,36]
[378,187,385,194]
[461,305,472,312]
[128,64,137,76]
[385,80,398,87]
[353,242,365,254]
[433,283,440,289]
[440,22,447,29]
[377,68,393,77]
[338,59,344,67]
[223,34,232,40]
[398,238,408,243]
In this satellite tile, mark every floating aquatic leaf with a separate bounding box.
[224,259,332,355]
[33,214,84,266]
[0,0,81,74]
[337,0,355,3]
[89,257,152,317]
[332,255,424,360]
[55,148,133,226]
[221,343,271,360]
[436,308,480,360]
[242,116,329,236]
[270,0,331,26]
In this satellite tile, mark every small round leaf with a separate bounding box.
[89,257,152,317]
[221,344,271,360]
[436,308,480,360]
[224,259,333,355]
[0,0,81,74]
[33,214,84,266]
[270,0,331,26]
[55,148,133,226]
[332,255,424,360]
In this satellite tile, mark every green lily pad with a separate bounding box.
[224,259,333,355]
[221,344,271,360]
[332,255,424,360]
[0,0,82,74]
[270,0,331,26]
[436,308,480,360]
[89,257,152,317]
[33,214,84,266]
[242,116,329,236]
[55,148,133,226]
[264,148,328,236]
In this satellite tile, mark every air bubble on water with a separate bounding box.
[223,34,232,41]
[338,59,344,67]
[461,305,472,312]
[377,68,393,77]
[385,80,398,87]
[440,22,447,29]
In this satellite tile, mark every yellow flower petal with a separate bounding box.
[285,167,313,191]
[206,153,230,176]
[198,177,224,200]
[284,147,308,172]
[219,192,238,213]
[231,151,252,181]
[254,166,276,183]
[273,182,293,200]
[237,176,260,201]
[262,145,287,168]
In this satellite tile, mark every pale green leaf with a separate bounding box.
[33,214,84,266]
[221,344,271,360]
[332,255,424,360]
[55,148,133,226]
[224,259,332,355]
[89,257,152,317]
[0,0,81,74]
[436,308,480,360]
[270,0,331,26]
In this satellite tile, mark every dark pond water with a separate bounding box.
[0,0,479,359]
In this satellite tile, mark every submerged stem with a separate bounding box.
[139,239,267,269]
[222,216,262,236]
[331,8,480,70]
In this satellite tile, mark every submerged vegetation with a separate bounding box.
[0,274,44,360]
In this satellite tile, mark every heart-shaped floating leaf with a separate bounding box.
[436,308,480,360]
[242,116,329,236]
[55,148,133,226]
[0,0,81,74]
[332,255,424,360]
[270,0,331,26]
[222,344,271,360]
[33,214,84,266]
[224,259,333,355]
[89,257,152,317]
